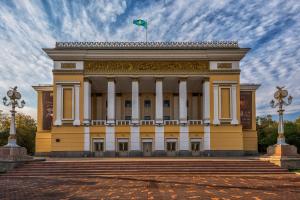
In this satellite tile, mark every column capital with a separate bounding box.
[83,77,92,83]
[107,77,116,82]
[155,77,164,82]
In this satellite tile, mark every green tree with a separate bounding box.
[257,116,300,153]
[0,113,36,155]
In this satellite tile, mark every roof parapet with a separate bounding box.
[55,41,239,49]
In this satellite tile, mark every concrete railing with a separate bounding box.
[188,120,203,125]
[164,120,179,125]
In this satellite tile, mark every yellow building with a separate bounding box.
[33,41,259,157]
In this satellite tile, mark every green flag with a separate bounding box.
[133,19,147,29]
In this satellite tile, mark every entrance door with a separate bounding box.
[143,142,152,156]
[166,141,177,156]
[118,140,129,157]
[93,139,104,157]
[191,141,201,156]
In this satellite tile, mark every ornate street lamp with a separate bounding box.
[2,86,25,147]
[270,86,292,145]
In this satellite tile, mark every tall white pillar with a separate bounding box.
[203,80,210,124]
[203,79,211,150]
[179,79,187,124]
[73,84,80,126]
[131,79,139,124]
[107,79,115,124]
[83,80,91,125]
[131,78,140,151]
[155,79,163,124]
[231,84,238,125]
[54,84,62,126]
[213,84,220,125]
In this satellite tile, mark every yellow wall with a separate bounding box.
[210,125,243,150]
[63,88,73,119]
[243,130,257,151]
[51,126,84,151]
[37,91,43,132]
[35,132,51,152]
[220,87,231,119]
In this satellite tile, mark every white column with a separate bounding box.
[84,127,90,151]
[203,80,210,124]
[54,84,62,126]
[107,79,115,124]
[155,126,164,150]
[130,126,140,151]
[131,79,139,124]
[83,81,91,125]
[155,79,163,124]
[105,126,115,151]
[131,79,140,151]
[179,126,189,151]
[179,79,187,124]
[203,79,211,150]
[231,84,238,125]
[213,84,220,125]
[73,84,80,126]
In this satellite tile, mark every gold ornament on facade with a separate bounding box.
[84,61,209,74]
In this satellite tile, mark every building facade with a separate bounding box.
[33,41,259,157]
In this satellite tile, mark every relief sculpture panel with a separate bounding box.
[84,61,209,74]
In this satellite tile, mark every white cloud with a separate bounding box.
[0,0,299,120]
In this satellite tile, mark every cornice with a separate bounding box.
[240,84,261,91]
[32,84,53,91]
[43,48,250,61]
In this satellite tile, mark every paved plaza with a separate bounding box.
[0,158,300,200]
[0,174,300,199]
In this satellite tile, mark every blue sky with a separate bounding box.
[0,0,299,121]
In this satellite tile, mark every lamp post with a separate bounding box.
[270,86,292,145]
[2,86,25,147]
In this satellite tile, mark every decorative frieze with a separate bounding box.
[84,61,209,74]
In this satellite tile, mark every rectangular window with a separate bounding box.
[125,115,132,120]
[191,142,200,152]
[94,142,104,152]
[119,142,128,152]
[144,100,151,108]
[163,116,170,120]
[220,88,231,119]
[166,142,176,151]
[144,116,151,120]
[163,100,170,108]
[125,100,132,108]
[63,88,73,119]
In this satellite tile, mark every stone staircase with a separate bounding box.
[1,159,290,177]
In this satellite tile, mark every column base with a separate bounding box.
[153,150,167,157]
[103,151,116,157]
[129,150,143,157]
[178,150,192,157]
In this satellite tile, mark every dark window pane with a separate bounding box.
[125,115,132,120]
[144,100,151,108]
[144,116,151,120]
[125,100,132,108]
[163,116,170,120]
[163,100,170,107]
